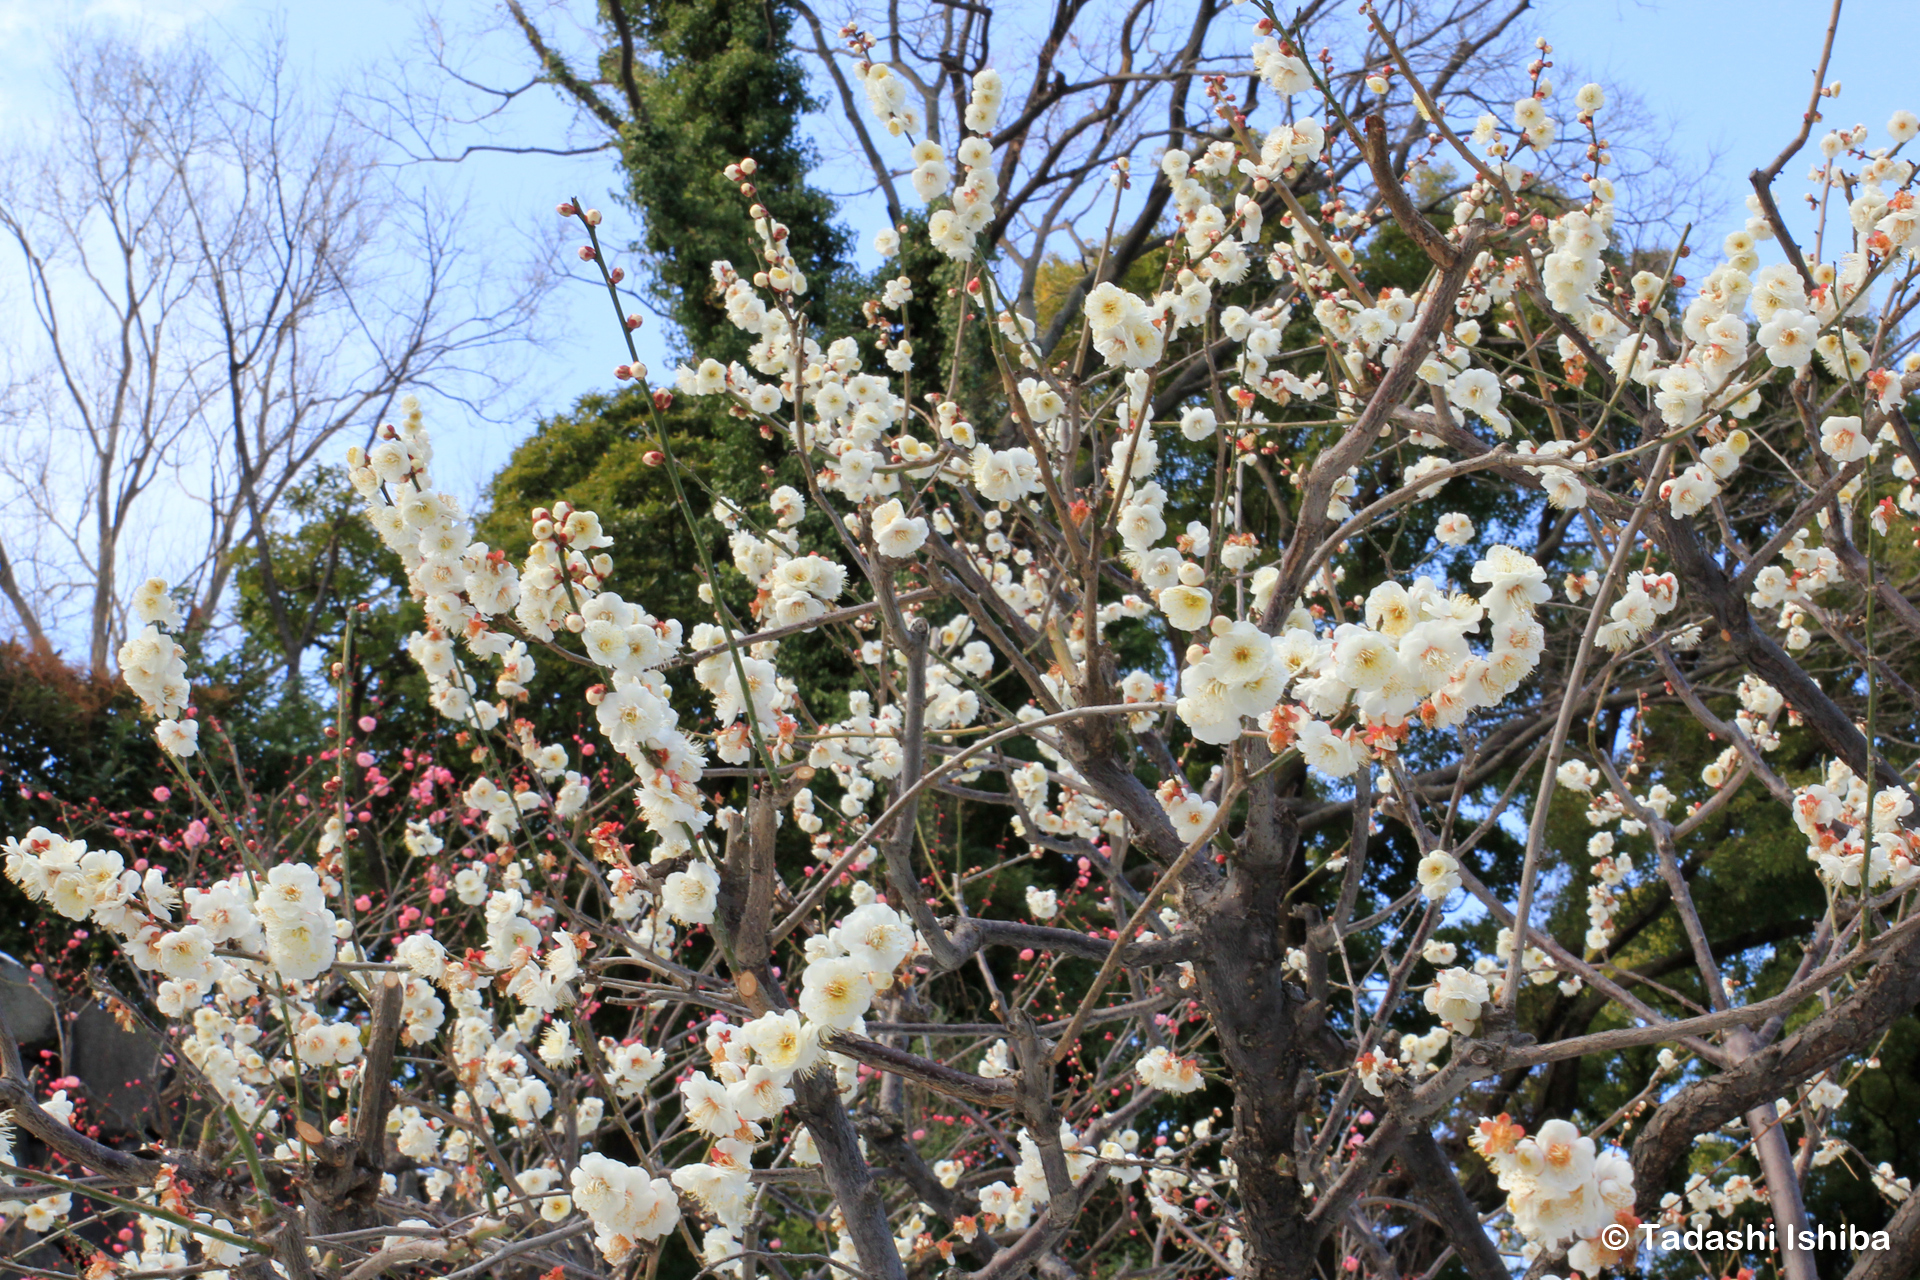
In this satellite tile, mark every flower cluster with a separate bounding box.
[1167,544,1556,756]
[1792,763,1920,889]
[1471,1116,1637,1276]
[120,577,192,743]
[1,7,1915,1279]
[1135,1045,1206,1093]
[570,1153,680,1263]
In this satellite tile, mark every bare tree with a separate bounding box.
[375,1,1708,330]
[0,34,544,687]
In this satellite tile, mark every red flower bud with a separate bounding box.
[652,390,674,411]
[577,245,597,261]
[643,450,666,466]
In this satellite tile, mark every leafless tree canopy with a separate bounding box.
[0,35,544,683]
[387,1,1710,304]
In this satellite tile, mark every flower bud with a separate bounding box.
[584,208,602,226]
[652,390,674,411]
[625,314,643,331]
[577,246,597,261]
[739,157,758,175]
[565,613,586,633]
[614,364,634,380]
[749,203,767,220]
[556,202,576,217]
[643,450,666,466]
[531,518,554,540]
[608,266,626,284]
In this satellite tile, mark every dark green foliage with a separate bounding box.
[475,386,865,724]
[605,0,854,361]
[1805,1018,1920,1277]
[211,468,435,763]
[478,388,725,645]
[0,642,159,958]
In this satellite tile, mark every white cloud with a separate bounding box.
[0,0,236,126]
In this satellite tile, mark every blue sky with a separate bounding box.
[0,0,1909,506]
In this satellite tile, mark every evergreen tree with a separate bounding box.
[613,0,853,357]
